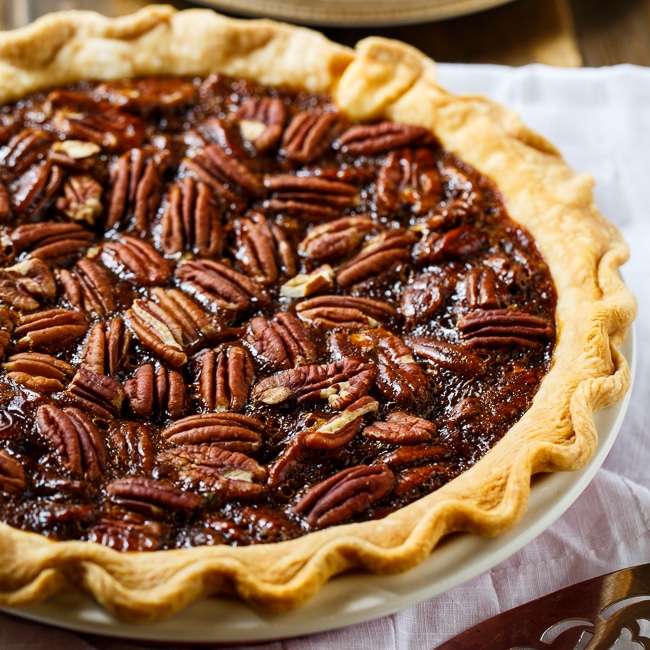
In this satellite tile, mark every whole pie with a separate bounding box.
[0,6,635,621]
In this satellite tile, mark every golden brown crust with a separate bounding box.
[0,5,353,103]
[0,5,636,621]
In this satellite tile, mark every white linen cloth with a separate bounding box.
[0,63,648,649]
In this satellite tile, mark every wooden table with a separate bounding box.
[1,0,650,67]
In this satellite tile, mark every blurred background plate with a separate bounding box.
[194,0,517,26]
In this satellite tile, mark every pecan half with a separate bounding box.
[408,336,487,377]
[303,396,379,450]
[298,215,376,262]
[161,412,265,455]
[336,122,433,156]
[195,344,253,412]
[252,357,377,409]
[281,111,343,163]
[184,143,263,202]
[0,128,54,177]
[458,308,554,348]
[335,229,417,287]
[3,352,75,393]
[267,436,306,489]
[79,318,132,377]
[9,222,95,263]
[152,287,217,343]
[232,213,276,284]
[392,465,445,498]
[159,445,266,498]
[414,224,488,265]
[125,362,187,420]
[373,330,430,406]
[447,396,486,426]
[175,259,269,313]
[376,148,443,217]
[105,148,164,233]
[243,312,318,371]
[14,308,87,352]
[235,97,287,152]
[126,287,216,367]
[0,450,25,495]
[160,176,222,258]
[48,91,145,151]
[125,299,188,368]
[377,444,447,469]
[88,514,163,552]
[56,173,103,225]
[106,317,131,376]
[0,258,57,310]
[269,220,297,278]
[264,174,358,221]
[11,160,64,220]
[363,411,436,445]
[108,421,155,476]
[94,77,198,113]
[106,477,201,519]
[67,367,126,421]
[400,272,444,327]
[465,267,502,310]
[32,476,94,500]
[293,464,394,528]
[101,235,170,286]
[58,257,116,318]
[36,404,106,479]
[296,295,397,331]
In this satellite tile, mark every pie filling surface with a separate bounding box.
[0,73,556,551]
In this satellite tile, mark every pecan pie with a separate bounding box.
[0,6,635,621]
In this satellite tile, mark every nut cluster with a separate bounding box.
[0,74,556,549]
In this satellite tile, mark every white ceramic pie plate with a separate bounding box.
[2,328,636,645]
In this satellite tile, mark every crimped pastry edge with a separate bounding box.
[0,5,637,621]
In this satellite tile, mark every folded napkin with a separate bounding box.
[1,63,649,650]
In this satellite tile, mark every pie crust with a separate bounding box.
[0,5,636,621]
